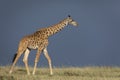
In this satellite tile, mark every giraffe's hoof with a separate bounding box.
[50,72,53,76]
[32,72,35,75]
[27,73,30,75]
[9,70,12,74]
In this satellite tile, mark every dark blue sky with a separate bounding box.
[0,0,120,67]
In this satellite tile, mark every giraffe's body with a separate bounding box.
[9,15,78,75]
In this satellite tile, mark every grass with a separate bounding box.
[0,66,120,80]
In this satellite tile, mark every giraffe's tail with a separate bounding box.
[12,53,17,63]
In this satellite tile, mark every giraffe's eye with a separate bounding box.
[69,19,74,22]
[72,19,74,22]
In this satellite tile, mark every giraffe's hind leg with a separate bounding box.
[9,50,24,74]
[23,48,30,75]
[9,39,28,74]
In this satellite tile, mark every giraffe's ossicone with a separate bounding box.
[9,15,78,75]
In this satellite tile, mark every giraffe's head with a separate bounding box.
[66,15,78,26]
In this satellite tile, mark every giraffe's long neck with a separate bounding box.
[38,19,68,37]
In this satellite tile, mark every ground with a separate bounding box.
[0,66,120,80]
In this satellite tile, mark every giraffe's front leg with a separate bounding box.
[32,48,42,75]
[43,48,53,75]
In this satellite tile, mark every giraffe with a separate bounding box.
[9,15,78,75]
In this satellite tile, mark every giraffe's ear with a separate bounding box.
[68,15,71,18]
